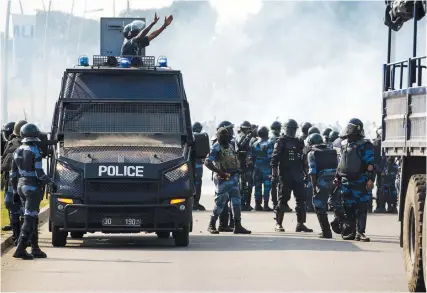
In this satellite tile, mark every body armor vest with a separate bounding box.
[217,145,240,173]
[281,138,302,167]
[337,139,364,179]
[1,137,22,172]
[312,147,338,188]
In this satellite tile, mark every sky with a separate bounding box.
[0,0,174,33]
[0,0,426,135]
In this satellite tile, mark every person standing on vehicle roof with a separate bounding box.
[306,133,345,238]
[192,122,206,211]
[11,123,57,259]
[271,119,313,233]
[205,127,251,235]
[334,118,375,242]
[121,13,173,56]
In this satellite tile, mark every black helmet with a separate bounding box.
[123,20,145,39]
[240,120,251,129]
[270,121,281,131]
[13,120,27,136]
[20,123,41,143]
[328,131,339,142]
[217,120,233,130]
[301,122,312,135]
[306,133,324,146]
[308,126,320,135]
[2,122,15,141]
[342,118,365,138]
[283,119,298,138]
[257,126,269,138]
[322,127,333,137]
[192,122,203,133]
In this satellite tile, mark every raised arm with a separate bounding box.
[134,13,159,42]
[147,15,173,42]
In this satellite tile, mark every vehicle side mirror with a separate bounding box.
[194,132,210,159]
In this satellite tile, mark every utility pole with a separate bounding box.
[113,0,116,17]
[127,0,130,17]
[42,0,52,123]
[2,0,12,123]
[19,0,24,14]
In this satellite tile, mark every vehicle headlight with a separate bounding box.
[55,161,82,196]
[164,163,189,182]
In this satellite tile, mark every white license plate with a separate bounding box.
[102,217,142,227]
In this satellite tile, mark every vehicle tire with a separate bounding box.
[423,196,426,289]
[402,174,426,292]
[52,224,68,247]
[174,226,189,247]
[70,232,85,239]
[156,231,170,239]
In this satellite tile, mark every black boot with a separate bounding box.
[355,232,370,242]
[207,215,219,234]
[31,218,47,258]
[233,220,251,234]
[13,216,34,260]
[274,209,285,232]
[263,201,273,212]
[255,200,263,211]
[316,213,332,239]
[342,232,356,240]
[295,209,313,232]
[2,225,12,231]
[12,221,21,244]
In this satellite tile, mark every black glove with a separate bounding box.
[13,192,20,204]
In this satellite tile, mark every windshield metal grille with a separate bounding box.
[62,103,183,133]
[62,146,183,163]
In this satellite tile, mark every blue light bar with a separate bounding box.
[78,55,89,66]
[120,58,131,68]
[157,56,168,67]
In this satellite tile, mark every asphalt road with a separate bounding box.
[1,191,407,292]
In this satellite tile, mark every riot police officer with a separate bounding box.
[299,122,312,141]
[322,127,333,143]
[327,131,339,149]
[205,127,251,235]
[271,119,313,233]
[306,133,345,238]
[11,123,56,259]
[2,121,26,239]
[251,126,274,211]
[335,118,375,242]
[308,126,320,135]
[236,121,254,211]
[1,121,16,232]
[383,156,398,213]
[211,121,235,232]
[269,121,282,208]
[372,127,385,213]
[192,122,206,211]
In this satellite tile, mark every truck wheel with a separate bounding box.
[52,224,68,247]
[70,232,85,239]
[174,226,189,247]
[156,232,170,239]
[423,197,426,288]
[403,175,426,292]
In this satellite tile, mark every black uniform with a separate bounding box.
[271,125,313,233]
[11,123,55,259]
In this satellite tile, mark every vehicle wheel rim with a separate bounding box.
[409,206,416,266]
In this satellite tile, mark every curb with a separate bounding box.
[1,205,50,254]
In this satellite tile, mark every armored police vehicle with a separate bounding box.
[47,17,209,248]
[382,1,426,291]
